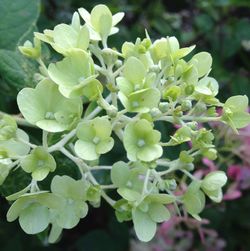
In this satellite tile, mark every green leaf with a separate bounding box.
[0,0,40,50]
[19,203,50,234]
[111,161,130,187]
[132,208,157,242]
[0,50,37,95]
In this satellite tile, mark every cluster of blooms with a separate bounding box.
[131,119,250,250]
[0,4,250,243]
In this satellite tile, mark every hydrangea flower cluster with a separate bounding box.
[1,4,250,243]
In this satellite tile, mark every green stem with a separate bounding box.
[42,130,48,150]
[90,165,112,170]
[142,169,150,195]
[157,115,222,123]
[180,169,197,180]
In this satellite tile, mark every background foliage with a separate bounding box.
[0,0,250,250]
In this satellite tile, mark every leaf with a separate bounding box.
[0,0,40,50]
[111,161,130,187]
[132,208,157,242]
[0,50,37,95]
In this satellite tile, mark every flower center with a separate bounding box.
[67,198,74,205]
[92,136,100,144]
[134,84,141,91]
[78,76,85,83]
[37,160,45,167]
[45,112,55,120]
[132,101,139,108]
[137,139,145,147]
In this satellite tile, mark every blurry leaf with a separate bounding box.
[0,50,37,95]
[0,0,40,49]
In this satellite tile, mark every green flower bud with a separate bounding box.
[159,102,169,113]
[181,100,192,111]
[163,86,181,101]
[149,108,162,118]
[202,148,217,160]
[179,151,194,163]
[184,163,194,171]
[164,179,177,191]
[186,121,198,130]
[184,84,194,95]
[18,38,41,59]
[102,48,119,66]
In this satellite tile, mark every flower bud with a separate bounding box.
[163,86,181,101]
[184,84,194,95]
[181,100,192,111]
[202,148,217,160]
[159,102,169,113]
[18,38,41,59]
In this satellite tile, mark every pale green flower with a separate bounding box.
[201,171,227,202]
[75,117,114,161]
[20,147,56,181]
[48,49,102,99]
[117,57,160,112]
[34,12,89,55]
[17,79,83,132]
[0,129,30,158]
[7,192,61,235]
[78,4,124,41]
[123,119,162,162]
[0,114,17,141]
[50,175,89,229]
